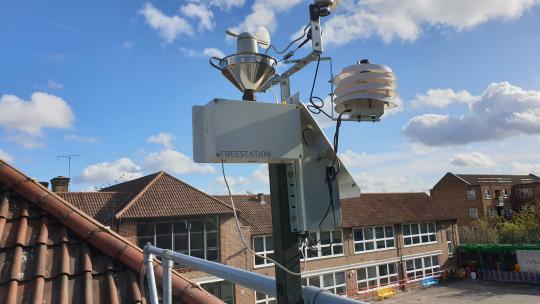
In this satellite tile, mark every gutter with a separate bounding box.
[0,160,222,304]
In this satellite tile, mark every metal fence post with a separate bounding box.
[163,255,173,304]
[144,247,159,304]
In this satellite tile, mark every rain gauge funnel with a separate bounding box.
[210,33,276,100]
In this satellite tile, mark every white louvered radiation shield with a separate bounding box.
[333,61,398,122]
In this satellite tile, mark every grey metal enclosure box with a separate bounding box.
[192,99,303,163]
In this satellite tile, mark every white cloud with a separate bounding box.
[233,0,303,34]
[450,152,496,167]
[323,0,540,45]
[78,158,143,184]
[144,149,215,174]
[140,2,193,43]
[122,40,134,49]
[203,47,225,58]
[188,0,245,10]
[0,149,13,163]
[410,88,479,108]
[353,172,431,193]
[179,47,225,58]
[252,164,269,185]
[47,79,64,89]
[512,162,540,175]
[147,132,175,149]
[0,92,74,148]
[403,82,540,146]
[65,134,98,144]
[181,3,214,31]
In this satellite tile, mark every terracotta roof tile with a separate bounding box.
[112,172,234,219]
[216,193,456,235]
[58,192,131,223]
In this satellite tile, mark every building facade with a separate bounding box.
[430,173,540,225]
[51,172,458,304]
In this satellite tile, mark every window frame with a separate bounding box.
[401,222,437,247]
[352,225,395,254]
[468,208,478,219]
[356,262,399,293]
[255,292,276,304]
[484,190,492,199]
[301,230,344,260]
[136,216,220,262]
[253,235,274,268]
[467,189,476,200]
[405,255,441,282]
[302,271,347,296]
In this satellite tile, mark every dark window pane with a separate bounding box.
[429,234,437,242]
[307,248,318,258]
[404,237,412,245]
[385,226,393,237]
[365,242,374,251]
[309,276,320,287]
[320,232,331,245]
[390,275,398,283]
[266,237,273,251]
[386,239,395,248]
[375,227,384,239]
[355,243,364,252]
[191,249,204,259]
[379,265,388,276]
[254,237,264,252]
[376,240,385,249]
[323,274,334,287]
[255,256,264,265]
[335,272,345,285]
[156,222,171,235]
[388,263,396,274]
[403,224,411,236]
[137,224,153,237]
[205,218,218,231]
[333,245,343,255]
[421,235,429,243]
[321,246,332,256]
[428,223,436,233]
[256,292,266,300]
[433,256,439,266]
[267,253,274,261]
[174,221,187,234]
[301,278,307,286]
[332,231,342,243]
[190,232,204,250]
[335,286,346,295]
[206,249,219,262]
[364,228,373,240]
[357,268,366,281]
[156,235,172,249]
[415,258,422,269]
[424,257,432,267]
[190,219,204,232]
[406,260,413,271]
[380,277,388,285]
[358,282,367,290]
[367,266,377,278]
[138,236,153,248]
[174,234,188,252]
[354,229,363,241]
[411,224,419,234]
[207,232,218,248]
[412,236,420,244]
[420,223,428,233]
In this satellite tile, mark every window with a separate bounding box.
[255,292,276,304]
[202,281,235,304]
[517,188,533,198]
[402,223,437,246]
[503,189,509,198]
[302,272,347,295]
[253,235,274,267]
[357,262,398,292]
[301,230,343,259]
[137,217,219,262]
[485,190,492,199]
[468,208,478,219]
[467,189,476,200]
[446,228,454,258]
[487,207,496,217]
[353,226,395,253]
[405,255,440,281]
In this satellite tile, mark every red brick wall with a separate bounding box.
[431,174,483,225]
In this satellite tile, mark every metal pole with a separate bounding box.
[144,251,159,304]
[269,164,303,304]
[163,257,173,304]
[145,246,366,304]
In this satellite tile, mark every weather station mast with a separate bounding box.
[192,0,398,303]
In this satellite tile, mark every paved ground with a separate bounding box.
[379,280,540,304]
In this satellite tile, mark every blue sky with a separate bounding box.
[1,0,540,194]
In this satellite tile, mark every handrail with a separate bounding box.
[143,244,367,304]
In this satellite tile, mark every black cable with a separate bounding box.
[307,56,333,118]
[265,24,310,55]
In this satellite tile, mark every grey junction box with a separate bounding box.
[192,99,303,163]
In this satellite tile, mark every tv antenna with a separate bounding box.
[57,154,82,178]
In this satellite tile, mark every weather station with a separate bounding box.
[192,0,398,303]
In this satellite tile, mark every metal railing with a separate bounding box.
[143,244,366,304]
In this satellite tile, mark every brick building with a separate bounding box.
[431,173,540,225]
[51,171,458,304]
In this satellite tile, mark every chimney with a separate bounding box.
[256,193,266,205]
[50,176,70,192]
